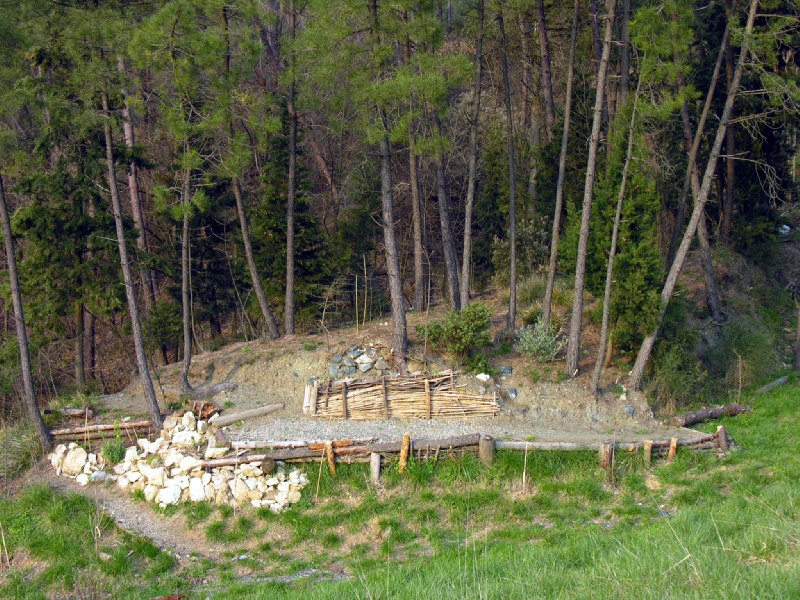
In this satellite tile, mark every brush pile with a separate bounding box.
[304,370,500,420]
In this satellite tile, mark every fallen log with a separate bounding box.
[208,403,283,428]
[51,420,152,437]
[496,432,720,453]
[230,438,375,450]
[755,375,789,396]
[667,403,748,427]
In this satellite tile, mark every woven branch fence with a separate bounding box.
[302,370,500,420]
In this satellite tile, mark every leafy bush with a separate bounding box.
[0,422,42,481]
[418,302,492,358]
[649,345,705,415]
[102,436,125,465]
[516,318,564,362]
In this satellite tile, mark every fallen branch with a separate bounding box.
[666,404,748,427]
[208,403,283,428]
[50,420,152,437]
[754,375,789,396]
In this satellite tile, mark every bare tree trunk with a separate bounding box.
[461,0,484,309]
[795,301,800,371]
[565,0,616,378]
[432,111,461,311]
[721,0,736,241]
[409,133,427,311]
[0,175,52,449]
[535,0,556,136]
[590,0,602,72]
[619,0,631,103]
[180,171,195,393]
[380,128,408,373]
[284,0,297,335]
[498,8,517,329]
[101,93,162,430]
[542,0,580,330]
[629,0,758,390]
[117,57,156,311]
[592,77,642,395]
[74,301,85,391]
[667,25,729,267]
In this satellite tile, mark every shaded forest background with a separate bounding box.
[0,0,798,434]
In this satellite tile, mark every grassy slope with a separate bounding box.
[1,379,799,599]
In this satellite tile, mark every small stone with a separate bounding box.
[68,442,78,449]
[157,485,182,505]
[245,477,258,491]
[298,473,310,486]
[500,366,513,376]
[163,414,180,430]
[87,453,97,465]
[62,447,88,476]
[179,456,201,472]
[251,499,263,507]
[117,475,130,489]
[623,405,635,417]
[90,470,108,483]
[266,477,279,486]
[76,473,90,486]
[358,362,374,372]
[506,388,518,400]
[182,411,197,431]
[476,373,492,383]
[343,365,356,376]
[124,446,139,462]
[205,444,228,460]
[277,481,290,493]
[342,357,356,367]
[172,430,202,447]
[229,478,250,502]
[143,484,159,503]
[355,353,374,365]
[196,420,208,435]
[287,490,302,503]
[289,471,300,484]
[332,353,343,364]
[50,444,68,470]
[201,472,212,486]
[127,471,142,483]
[189,478,206,502]
[328,366,339,378]
[374,358,389,371]
[142,466,166,487]
[176,475,190,489]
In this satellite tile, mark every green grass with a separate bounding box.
[2,379,800,598]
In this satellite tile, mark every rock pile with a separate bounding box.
[48,411,309,511]
[328,346,395,380]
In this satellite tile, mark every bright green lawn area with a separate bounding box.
[2,378,799,599]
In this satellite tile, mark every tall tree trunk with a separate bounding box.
[565,0,615,378]
[101,92,162,430]
[380,128,409,373]
[285,0,297,335]
[498,8,517,329]
[535,0,556,136]
[433,111,461,311]
[667,25,729,267]
[409,133,427,311]
[795,300,800,371]
[74,301,85,391]
[223,5,281,340]
[542,0,580,330]
[619,0,631,103]
[721,0,736,240]
[180,172,193,393]
[0,175,52,449]
[117,57,156,311]
[592,77,642,395]
[591,0,602,72]
[678,78,724,321]
[461,0,484,309]
[629,0,758,390]
[517,13,540,199]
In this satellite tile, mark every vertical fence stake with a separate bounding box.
[370,452,382,483]
[324,441,336,475]
[643,440,653,468]
[399,433,411,474]
[667,438,678,462]
[479,435,495,467]
[716,426,729,452]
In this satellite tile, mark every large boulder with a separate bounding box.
[157,485,182,506]
[61,447,88,476]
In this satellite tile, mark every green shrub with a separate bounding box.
[0,422,42,481]
[516,318,564,362]
[649,345,705,414]
[418,302,492,358]
[102,437,125,465]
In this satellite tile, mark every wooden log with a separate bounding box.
[303,381,312,415]
[208,403,283,427]
[325,441,336,475]
[370,452,381,483]
[643,440,653,468]
[716,425,729,452]
[342,382,348,420]
[310,380,319,416]
[667,403,748,427]
[230,438,375,450]
[399,433,411,474]
[599,443,613,477]
[479,435,495,467]
[667,438,678,462]
[51,420,152,436]
[755,375,789,396]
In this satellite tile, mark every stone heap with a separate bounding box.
[328,346,395,380]
[48,411,309,511]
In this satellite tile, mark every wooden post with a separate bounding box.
[643,440,653,468]
[599,443,613,480]
[479,435,495,467]
[399,433,411,474]
[667,437,678,462]
[382,376,389,419]
[311,380,319,417]
[716,426,729,452]
[370,452,382,483]
[341,381,348,420]
[424,379,431,419]
[324,441,336,475]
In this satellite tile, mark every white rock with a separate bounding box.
[61,447,88,476]
[143,484,159,503]
[75,473,90,486]
[88,453,97,465]
[245,477,258,491]
[142,466,166,487]
[257,481,268,493]
[298,473,310,486]
[163,450,184,467]
[251,499,263,507]
[179,456,201,472]
[176,475,190,489]
[117,475,130,489]
[228,478,250,502]
[149,438,165,455]
[50,444,68,470]
[204,444,228,460]
[201,472,212,486]
[182,411,196,431]
[125,446,139,462]
[157,485,182,505]
[162,414,180,431]
[476,372,492,382]
[189,477,206,502]
[266,477,279,486]
[127,471,142,483]
[196,420,208,435]
[112,461,130,475]
[68,442,78,449]
[90,471,108,483]
[82,462,93,475]
[172,430,202,447]
[277,481,290,493]
[289,471,300,484]
[204,483,216,500]
[287,490,302,503]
